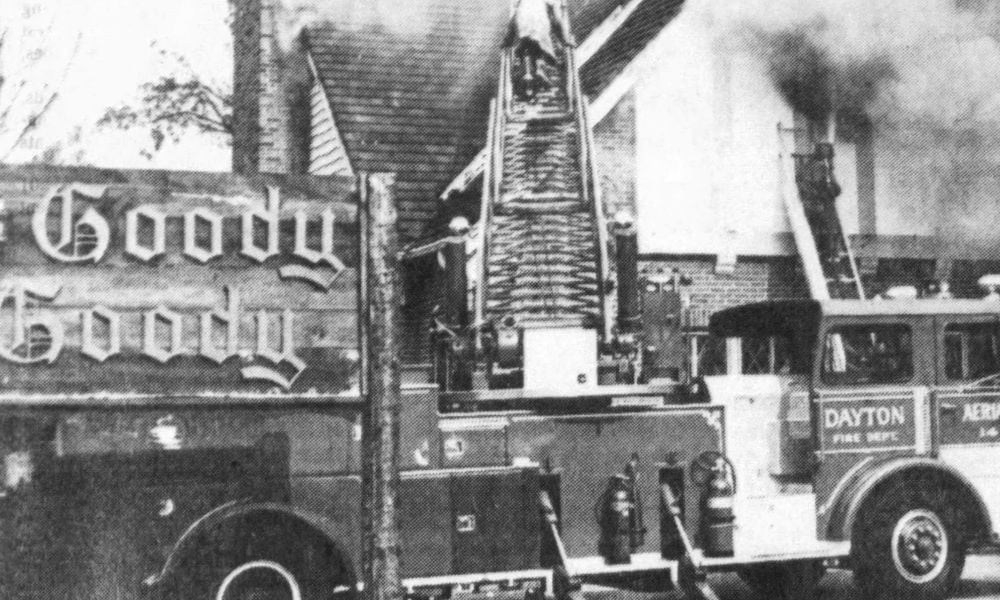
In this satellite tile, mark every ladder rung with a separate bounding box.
[508,108,573,122]
[498,201,583,213]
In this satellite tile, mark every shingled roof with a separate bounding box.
[304,0,685,242]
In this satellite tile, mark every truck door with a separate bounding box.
[811,316,934,535]
[813,316,933,455]
[933,315,1000,528]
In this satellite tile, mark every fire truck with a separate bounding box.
[4,9,1000,600]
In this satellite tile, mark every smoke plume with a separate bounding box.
[278,0,441,44]
[687,0,1000,126]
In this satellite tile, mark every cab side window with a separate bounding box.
[742,335,792,375]
[943,322,1000,381]
[822,324,913,385]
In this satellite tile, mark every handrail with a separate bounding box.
[399,227,477,261]
[477,95,500,330]
[0,392,367,409]
[476,51,511,329]
[582,96,613,342]
[569,48,590,212]
[495,51,509,209]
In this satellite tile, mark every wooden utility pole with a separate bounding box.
[358,173,403,600]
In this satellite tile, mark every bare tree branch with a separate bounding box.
[0,90,58,161]
[97,45,233,159]
[0,79,29,126]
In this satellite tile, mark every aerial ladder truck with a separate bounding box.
[394,8,1000,600]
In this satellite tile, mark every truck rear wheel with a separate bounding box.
[852,481,966,600]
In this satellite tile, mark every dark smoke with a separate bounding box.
[762,30,898,123]
[689,0,1000,127]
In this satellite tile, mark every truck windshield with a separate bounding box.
[822,324,913,385]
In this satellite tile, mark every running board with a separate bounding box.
[693,542,850,569]
[402,570,553,595]
[566,552,678,580]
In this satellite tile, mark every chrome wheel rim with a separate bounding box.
[215,560,302,600]
[891,509,948,584]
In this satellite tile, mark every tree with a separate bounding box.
[97,45,232,160]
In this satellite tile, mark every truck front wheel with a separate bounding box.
[163,521,356,600]
[852,482,966,600]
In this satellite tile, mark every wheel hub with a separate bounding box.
[891,509,948,584]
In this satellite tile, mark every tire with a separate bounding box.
[170,523,355,600]
[215,560,304,600]
[852,478,967,600]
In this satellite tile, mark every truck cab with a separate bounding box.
[708,298,1000,600]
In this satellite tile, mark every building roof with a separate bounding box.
[580,0,684,95]
[303,0,685,241]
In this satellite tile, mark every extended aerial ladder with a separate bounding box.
[478,31,611,332]
[460,6,614,388]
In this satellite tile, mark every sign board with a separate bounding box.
[0,166,359,398]
[939,392,1000,446]
[817,392,917,453]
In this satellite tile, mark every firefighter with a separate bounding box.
[506,0,575,99]
[800,142,843,270]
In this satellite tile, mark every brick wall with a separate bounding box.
[641,256,810,327]
[232,0,304,175]
[258,0,291,174]
[232,0,261,174]
[639,254,1000,318]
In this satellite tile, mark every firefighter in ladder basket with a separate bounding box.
[506,0,574,99]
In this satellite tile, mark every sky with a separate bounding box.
[0,0,232,170]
